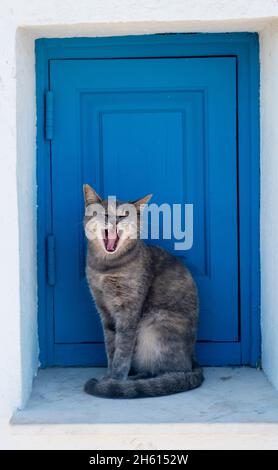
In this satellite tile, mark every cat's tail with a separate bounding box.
[84,366,204,399]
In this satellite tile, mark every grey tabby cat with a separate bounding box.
[83,184,203,398]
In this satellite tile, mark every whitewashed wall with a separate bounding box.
[260,23,278,389]
[0,0,278,420]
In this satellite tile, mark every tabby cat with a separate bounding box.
[83,184,203,398]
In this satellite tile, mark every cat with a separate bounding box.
[83,183,203,398]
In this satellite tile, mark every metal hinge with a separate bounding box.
[45,91,54,140]
[46,234,56,286]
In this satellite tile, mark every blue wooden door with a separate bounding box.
[48,56,239,366]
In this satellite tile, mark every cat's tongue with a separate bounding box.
[106,230,118,252]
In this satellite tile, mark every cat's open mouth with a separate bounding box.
[103,229,120,253]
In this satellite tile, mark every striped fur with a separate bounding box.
[83,185,204,399]
[85,366,204,399]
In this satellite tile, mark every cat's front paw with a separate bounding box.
[99,372,112,381]
[110,370,128,381]
[84,377,98,395]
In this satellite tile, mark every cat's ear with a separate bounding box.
[132,194,152,209]
[83,184,102,206]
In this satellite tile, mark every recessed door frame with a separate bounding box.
[36,33,260,367]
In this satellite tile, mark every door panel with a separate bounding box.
[50,57,238,363]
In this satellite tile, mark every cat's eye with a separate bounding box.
[85,206,98,217]
[117,211,129,219]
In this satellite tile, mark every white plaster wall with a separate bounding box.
[260,23,278,389]
[0,4,21,419]
[0,0,278,424]
[16,28,38,411]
